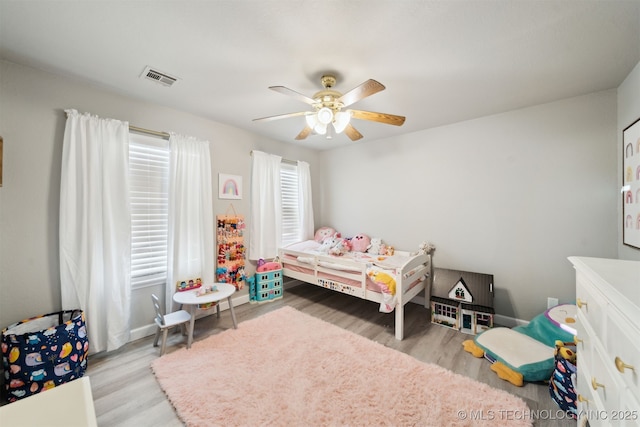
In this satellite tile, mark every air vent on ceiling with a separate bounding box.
[140,66,178,87]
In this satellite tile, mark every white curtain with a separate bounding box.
[165,133,214,311]
[249,151,282,260]
[297,160,315,241]
[59,109,131,353]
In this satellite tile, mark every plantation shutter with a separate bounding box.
[129,133,170,290]
[280,162,300,247]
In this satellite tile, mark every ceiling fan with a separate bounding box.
[253,74,405,141]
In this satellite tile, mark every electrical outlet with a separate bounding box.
[547,297,559,309]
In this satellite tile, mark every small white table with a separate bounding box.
[172,282,238,348]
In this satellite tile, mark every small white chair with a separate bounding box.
[151,293,192,356]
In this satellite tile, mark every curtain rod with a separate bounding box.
[64,111,170,139]
[129,125,170,140]
[250,150,297,165]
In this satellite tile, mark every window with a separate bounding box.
[435,303,457,319]
[280,162,301,247]
[129,133,170,290]
[476,312,492,327]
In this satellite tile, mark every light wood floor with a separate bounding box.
[12,282,577,426]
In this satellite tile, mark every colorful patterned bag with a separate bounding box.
[548,341,577,419]
[2,310,89,402]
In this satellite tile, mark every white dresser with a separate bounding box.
[569,256,640,427]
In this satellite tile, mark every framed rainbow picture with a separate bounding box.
[219,173,242,200]
[623,117,640,249]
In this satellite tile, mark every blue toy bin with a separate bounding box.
[2,309,89,403]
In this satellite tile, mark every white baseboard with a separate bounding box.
[129,294,251,342]
[494,313,529,328]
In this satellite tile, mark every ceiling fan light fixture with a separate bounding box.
[254,74,405,142]
[305,113,318,129]
[333,111,351,133]
[326,126,334,139]
[306,112,327,134]
[314,122,327,135]
[317,107,333,125]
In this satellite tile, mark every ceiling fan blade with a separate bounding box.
[269,86,316,105]
[344,124,363,141]
[253,111,309,122]
[349,109,406,126]
[338,79,385,107]
[295,126,312,140]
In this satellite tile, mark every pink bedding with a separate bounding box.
[281,245,423,294]
[285,262,380,291]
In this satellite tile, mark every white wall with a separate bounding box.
[1,57,634,331]
[618,60,640,261]
[318,90,619,321]
[0,60,319,330]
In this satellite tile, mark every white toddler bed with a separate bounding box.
[278,239,432,340]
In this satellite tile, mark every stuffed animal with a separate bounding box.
[314,227,336,243]
[318,234,340,254]
[368,237,383,255]
[367,269,396,295]
[554,340,577,365]
[366,267,397,313]
[417,241,436,255]
[329,239,351,256]
[351,234,371,253]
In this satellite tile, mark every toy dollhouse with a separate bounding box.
[430,267,494,335]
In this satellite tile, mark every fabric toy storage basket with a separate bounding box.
[2,310,89,403]
[548,342,577,420]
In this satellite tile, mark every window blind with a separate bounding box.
[280,162,301,247]
[129,134,170,290]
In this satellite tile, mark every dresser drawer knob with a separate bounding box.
[576,298,587,309]
[614,356,635,373]
[591,377,605,390]
[577,394,590,403]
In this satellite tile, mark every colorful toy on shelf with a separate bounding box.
[217,209,246,290]
[176,277,202,292]
[196,285,218,297]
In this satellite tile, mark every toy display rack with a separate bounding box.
[216,204,246,290]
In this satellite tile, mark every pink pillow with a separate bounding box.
[351,234,371,252]
[314,227,336,242]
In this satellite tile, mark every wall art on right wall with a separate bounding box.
[623,117,640,249]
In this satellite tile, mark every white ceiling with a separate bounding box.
[1,1,639,150]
